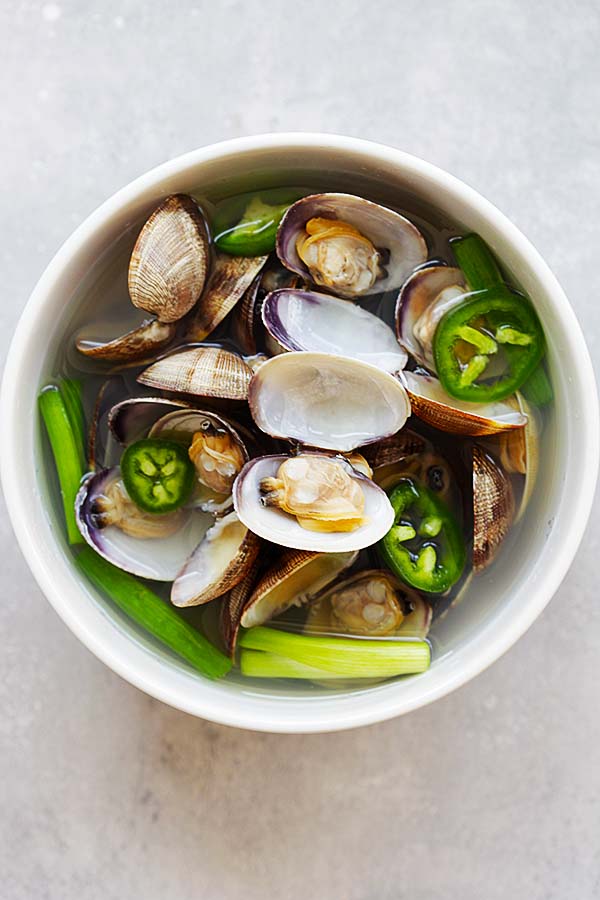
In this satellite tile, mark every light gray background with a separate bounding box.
[1,2,599,898]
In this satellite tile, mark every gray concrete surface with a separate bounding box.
[2,2,599,898]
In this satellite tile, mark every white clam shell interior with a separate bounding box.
[171,512,250,607]
[233,455,395,552]
[248,352,411,452]
[262,289,407,373]
[76,469,214,581]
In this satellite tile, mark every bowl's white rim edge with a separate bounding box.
[1,132,598,733]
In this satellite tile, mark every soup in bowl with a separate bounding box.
[1,134,597,732]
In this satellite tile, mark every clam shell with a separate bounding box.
[128,194,209,323]
[277,193,427,297]
[76,318,176,363]
[137,346,252,400]
[88,376,128,470]
[472,445,515,572]
[495,393,540,523]
[231,274,262,354]
[402,371,526,436]
[248,352,411,452]
[395,265,466,368]
[240,548,357,629]
[220,559,261,656]
[170,512,260,607]
[233,454,395,552]
[149,408,249,514]
[306,570,432,638]
[262,288,407,373]
[75,467,213,581]
[108,397,192,445]
[186,252,267,341]
[362,429,427,469]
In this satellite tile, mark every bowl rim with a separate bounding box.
[2,132,598,733]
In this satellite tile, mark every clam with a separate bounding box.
[88,376,129,470]
[366,430,458,504]
[261,289,407,373]
[148,408,248,512]
[472,445,515,572]
[108,397,192,445]
[137,346,252,400]
[231,274,262,354]
[362,429,427,470]
[220,560,261,655]
[395,265,467,368]
[277,193,427,298]
[401,371,527,436]
[305,570,432,638]
[170,512,260,607]
[240,548,357,629]
[248,352,411,452]
[128,194,210,323]
[495,393,540,522]
[75,468,213,581]
[233,453,394,552]
[76,318,176,363]
[185,252,267,341]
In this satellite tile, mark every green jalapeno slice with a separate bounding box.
[379,477,466,594]
[432,234,545,402]
[121,438,195,514]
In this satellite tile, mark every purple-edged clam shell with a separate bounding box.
[75,467,213,581]
[395,265,467,368]
[261,288,407,374]
[276,192,427,296]
[108,397,192,445]
[233,453,394,553]
[248,351,411,452]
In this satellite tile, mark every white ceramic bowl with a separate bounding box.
[2,134,598,733]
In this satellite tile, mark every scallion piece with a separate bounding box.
[238,627,430,677]
[521,362,553,407]
[38,385,85,545]
[450,232,505,291]
[59,378,87,469]
[76,547,232,680]
[240,650,372,680]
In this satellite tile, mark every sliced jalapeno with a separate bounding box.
[214,191,298,256]
[379,477,466,594]
[121,438,194,514]
[432,234,545,403]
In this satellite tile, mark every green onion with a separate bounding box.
[238,627,430,677]
[240,650,377,680]
[521,362,553,407]
[38,385,85,544]
[450,233,505,292]
[76,547,232,680]
[59,378,87,469]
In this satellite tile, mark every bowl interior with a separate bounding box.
[3,136,595,731]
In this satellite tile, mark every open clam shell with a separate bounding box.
[305,570,432,639]
[137,346,252,400]
[261,288,407,373]
[276,193,427,298]
[220,559,261,656]
[495,393,540,523]
[233,454,395,552]
[148,408,249,514]
[170,512,260,607]
[108,397,192,445]
[128,194,210,323]
[395,265,467,369]
[240,548,357,629]
[75,468,213,581]
[472,445,515,572]
[185,252,267,341]
[402,371,526,436]
[76,318,176,363]
[248,352,411,452]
